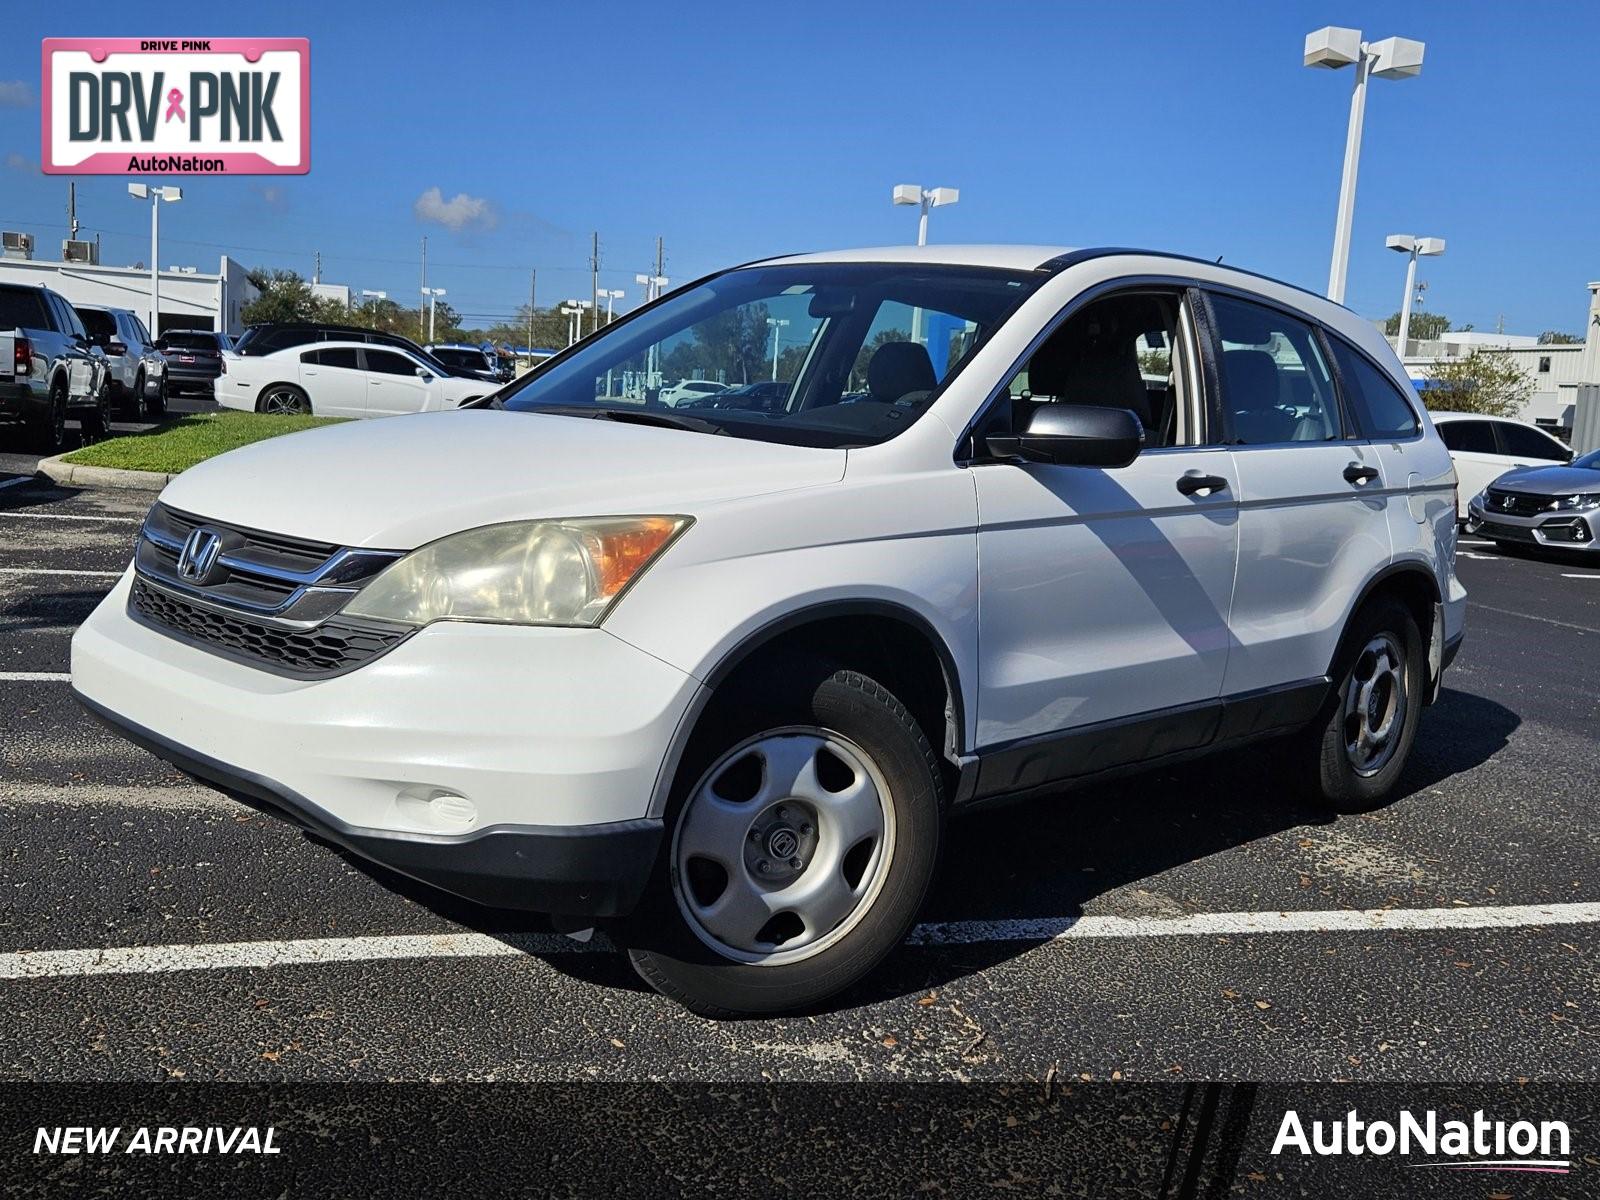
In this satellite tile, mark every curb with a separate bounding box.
[35,454,174,494]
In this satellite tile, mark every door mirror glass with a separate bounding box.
[987,404,1144,467]
[415,367,433,382]
[107,341,128,356]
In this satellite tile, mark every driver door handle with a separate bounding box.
[1343,463,1380,485]
[1176,472,1229,497]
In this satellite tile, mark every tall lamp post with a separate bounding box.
[1304,27,1426,304]
[597,288,623,326]
[1385,235,1445,355]
[421,287,446,342]
[892,183,959,345]
[635,274,668,389]
[127,183,182,337]
[560,301,591,347]
[766,317,790,380]
[360,289,387,321]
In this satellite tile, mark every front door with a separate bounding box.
[973,288,1239,786]
[363,349,432,416]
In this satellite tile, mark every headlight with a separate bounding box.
[344,516,690,628]
[1552,494,1600,511]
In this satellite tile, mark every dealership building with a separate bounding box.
[0,232,257,337]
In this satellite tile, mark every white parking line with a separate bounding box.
[3,901,1596,980]
[0,510,140,523]
[1468,602,1598,635]
[1562,573,1600,580]
[0,568,122,578]
[0,671,70,682]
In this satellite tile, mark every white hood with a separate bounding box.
[158,410,846,547]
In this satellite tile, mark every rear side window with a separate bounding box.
[0,289,50,331]
[1210,293,1341,444]
[1437,420,1496,454]
[76,308,118,343]
[305,347,360,369]
[1496,421,1569,461]
[1329,337,1420,439]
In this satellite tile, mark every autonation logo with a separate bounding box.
[1273,1108,1572,1174]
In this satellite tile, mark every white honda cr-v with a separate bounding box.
[72,246,1466,1016]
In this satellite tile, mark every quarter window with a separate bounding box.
[1210,293,1341,444]
[1328,337,1420,439]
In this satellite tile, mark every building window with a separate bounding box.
[1538,356,1552,373]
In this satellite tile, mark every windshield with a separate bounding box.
[498,263,1044,447]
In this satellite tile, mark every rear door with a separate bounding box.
[297,347,367,417]
[47,293,97,400]
[1437,418,1510,504]
[1494,420,1572,468]
[362,348,432,415]
[1206,290,1391,696]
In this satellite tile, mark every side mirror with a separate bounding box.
[415,368,434,382]
[107,340,128,356]
[986,404,1144,468]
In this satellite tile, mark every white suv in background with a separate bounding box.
[73,246,1465,1016]
[1431,411,1573,517]
[218,340,490,418]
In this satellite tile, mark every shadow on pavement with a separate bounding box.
[343,686,1520,1014]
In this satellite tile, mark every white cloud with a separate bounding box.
[4,152,36,173]
[413,186,497,232]
[252,183,289,211]
[0,81,33,108]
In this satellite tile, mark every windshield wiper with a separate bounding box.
[536,405,726,434]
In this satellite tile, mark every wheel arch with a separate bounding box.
[255,380,311,413]
[1327,559,1442,695]
[647,600,969,818]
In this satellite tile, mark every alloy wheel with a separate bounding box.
[1342,634,1407,777]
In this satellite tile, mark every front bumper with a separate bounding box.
[1466,498,1599,551]
[72,569,703,915]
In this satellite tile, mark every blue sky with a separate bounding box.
[2,1,1597,334]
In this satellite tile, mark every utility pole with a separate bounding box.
[590,232,600,334]
[655,235,665,285]
[313,250,322,286]
[67,182,79,241]
[420,236,428,339]
[527,269,536,359]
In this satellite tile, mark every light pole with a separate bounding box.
[1385,234,1445,355]
[597,288,623,326]
[560,301,590,347]
[127,183,182,337]
[635,274,668,389]
[1304,27,1426,304]
[766,317,790,380]
[360,289,386,322]
[421,287,446,342]
[892,183,959,246]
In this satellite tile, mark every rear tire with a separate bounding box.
[623,656,946,1017]
[258,385,311,416]
[27,380,69,454]
[1298,597,1425,813]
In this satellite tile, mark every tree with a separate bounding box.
[1537,330,1582,345]
[1383,310,1450,341]
[1421,350,1533,418]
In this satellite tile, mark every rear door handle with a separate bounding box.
[1343,463,1380,485]
[1176,471,1229,497]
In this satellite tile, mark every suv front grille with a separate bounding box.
[130,504,409,677]
[1484,488,1555,517]
[130,580,409,677]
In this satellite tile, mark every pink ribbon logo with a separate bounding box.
[164,88,185,123]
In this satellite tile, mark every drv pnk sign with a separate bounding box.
[42,38,309,175]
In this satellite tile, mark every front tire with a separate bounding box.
[624,657,945,1017]
[1301,597,1425,813]
[123,373,150,420]
[147,374,168,417]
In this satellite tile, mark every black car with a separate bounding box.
[157,330,232,396]
[236,323,464,378]
[694,379,789,413]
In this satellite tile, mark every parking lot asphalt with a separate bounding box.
[1,477,1597,1083]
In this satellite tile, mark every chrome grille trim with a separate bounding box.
[131,504,411,675]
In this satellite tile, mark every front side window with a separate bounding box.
[364,349,418,376]
[499,263,1045,448]
[1496,421,1569,461]
[990,290,1193,449]
[1328,337,1419,439]
[1210,293,1341,444]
